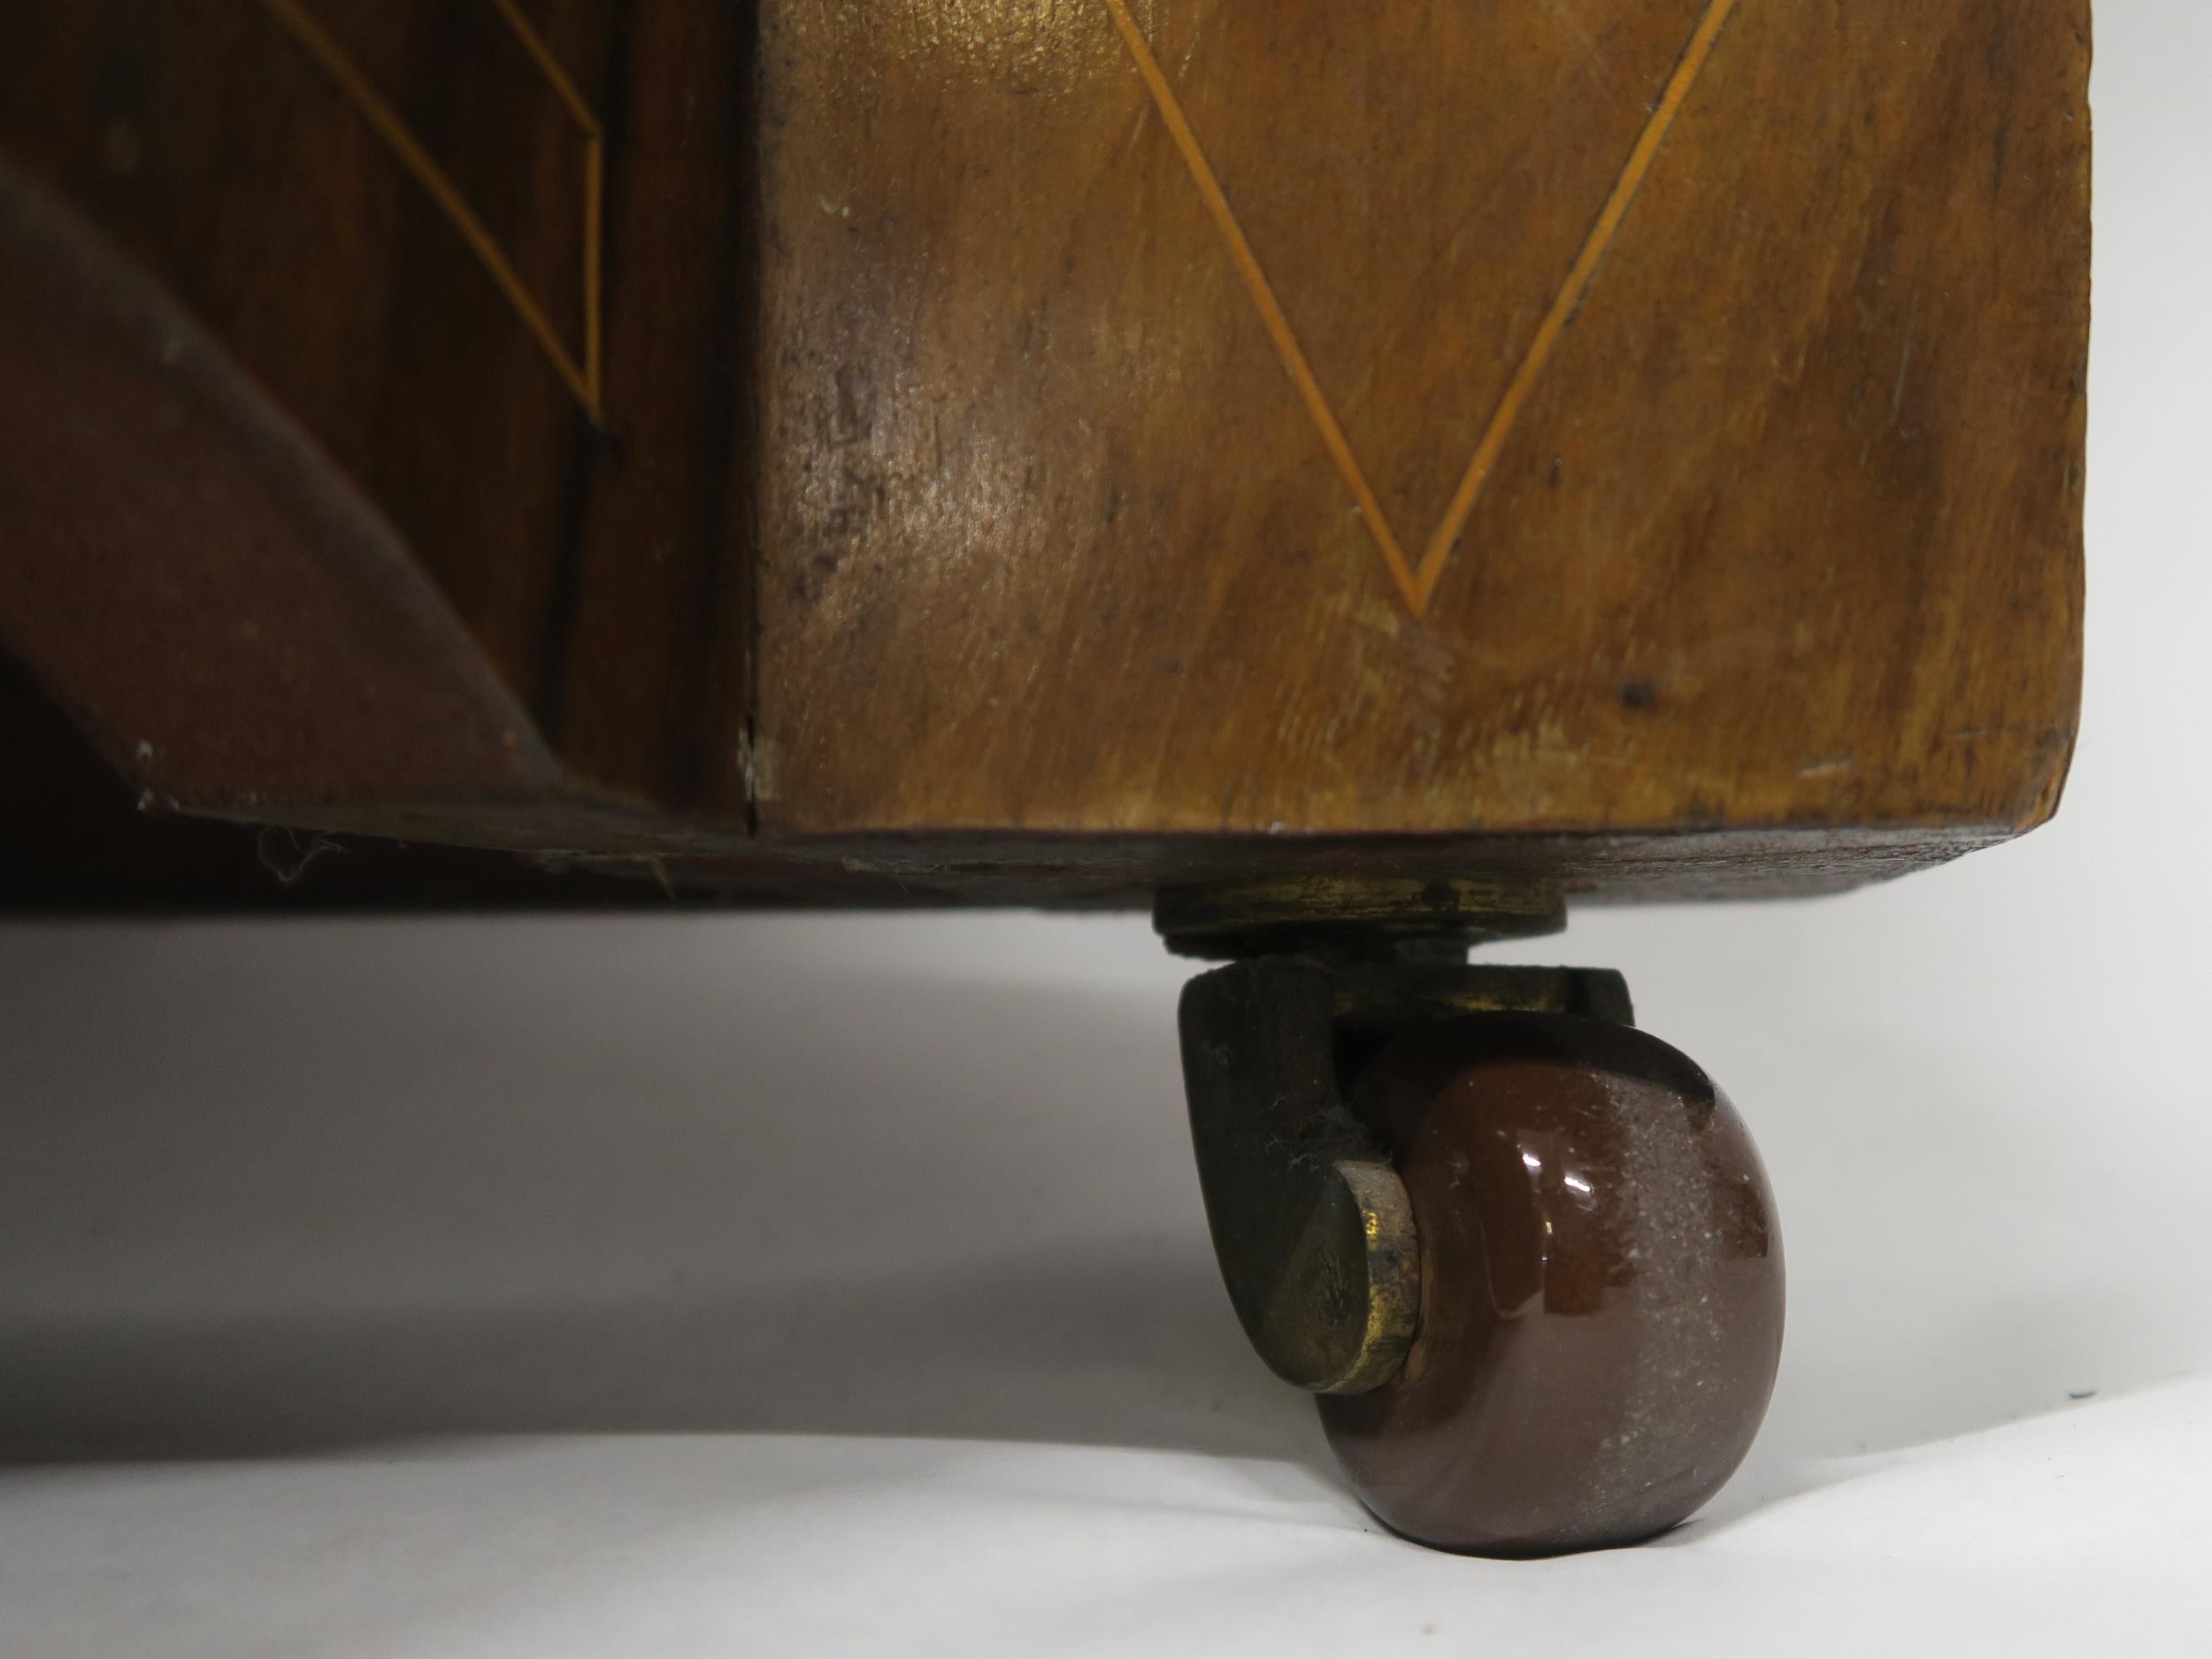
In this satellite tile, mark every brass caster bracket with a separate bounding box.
[1156,878,1630,1396]
[1156,875,1565,962]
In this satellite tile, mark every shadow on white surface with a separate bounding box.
[0,916,1325,1467]
[3,901,2195,1521]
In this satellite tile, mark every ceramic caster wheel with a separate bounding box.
[1164,883,1784,1558]
[1317,1013,1784,1555]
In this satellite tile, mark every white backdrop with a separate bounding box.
[4,3,2207,1653]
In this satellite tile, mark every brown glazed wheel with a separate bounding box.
[1319,1013,1784,1555]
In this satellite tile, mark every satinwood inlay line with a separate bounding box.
[258,0,605,419]
[1100,0,1740,617]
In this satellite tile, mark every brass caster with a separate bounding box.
[1159,883,1784,1557]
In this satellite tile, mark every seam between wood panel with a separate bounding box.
[741,0,766,838]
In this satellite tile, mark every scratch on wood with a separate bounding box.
[1891,290,1919,422]
[1536,0,1609,74]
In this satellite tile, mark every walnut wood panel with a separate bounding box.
[0,147,2023,915]
[0,0,757,812]
[0,2,2088,909]
[754,0,2086,841]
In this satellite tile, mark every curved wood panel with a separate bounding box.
[0,158,570,824]
[0,0,759,812]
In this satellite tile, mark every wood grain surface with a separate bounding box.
[0,1,2090,906]
[0,0,757,813]
[756,0,2086,841]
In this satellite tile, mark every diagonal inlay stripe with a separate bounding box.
[258,0,607,419]
[1099,0,1420,610]
[1102,0,1741,618]
[1411,0,1740,611]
